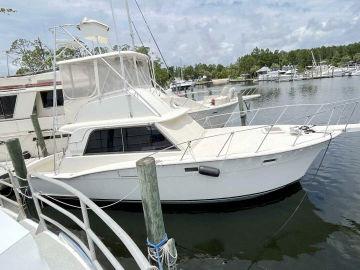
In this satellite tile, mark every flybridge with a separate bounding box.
[58,51,153,100]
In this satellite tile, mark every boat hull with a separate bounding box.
[30,141,327,204]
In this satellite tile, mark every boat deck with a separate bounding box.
[190,125,338,160]
[1,208,91,270]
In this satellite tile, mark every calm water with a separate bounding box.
[52,77,360,269]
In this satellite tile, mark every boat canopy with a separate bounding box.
[58,51,152,100]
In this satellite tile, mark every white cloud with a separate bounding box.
[0,0,360,76]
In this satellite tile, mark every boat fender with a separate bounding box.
[198,166,220,177]
[22,151,31,159]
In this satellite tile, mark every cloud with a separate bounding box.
[0,0,360,76]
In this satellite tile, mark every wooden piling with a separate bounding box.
[30,114,49,157]
[5,138,28,188]
[237,92,247,126]
[136,156,177,267]
[136,157,166,243]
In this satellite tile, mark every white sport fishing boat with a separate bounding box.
[27,48,360,204]
[0,72,68,163]
[169,79,195,92]
[162,86,259,128]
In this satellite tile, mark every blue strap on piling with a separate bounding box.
[146,234,168,270]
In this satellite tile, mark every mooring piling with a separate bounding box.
[237,92,247,126]
[5,138,28,188]
[30,113,49,157]
[136,156,177,269]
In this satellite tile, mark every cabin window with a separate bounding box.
[60,62,97,99]
[40,89,64,108]
[85,125,175,154]
[0,95,17,119]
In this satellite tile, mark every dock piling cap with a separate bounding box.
[136,157,155,167]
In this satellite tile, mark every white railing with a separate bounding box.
[0,165,26,220]
[146,98,360,161]
[28,173,152,270]
[198,97,360,129]
[173,85,258,99]
[0,165,152,270]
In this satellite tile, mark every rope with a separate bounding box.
[147,234,177,270]
[271,133,334,237]
[248,133,334,270]
[133,0,169,70]
[41,183,139,210]
[132,20,145,47]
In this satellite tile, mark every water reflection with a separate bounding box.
[41,77,360,269]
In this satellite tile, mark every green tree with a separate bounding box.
[340,55,351,66]
[153,59,170,87]
[0,8,16,14]
[353,53,360,63]
[8,38,52,75]
[135,46,150,55]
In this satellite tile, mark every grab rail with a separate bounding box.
[0,165,26,220]
[198,97,360,128]
[28,172,152,270]
[144,98,360,162]
[0,165,152,270]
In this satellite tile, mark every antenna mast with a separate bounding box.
[109,0,121,51]
[125,0,136,49]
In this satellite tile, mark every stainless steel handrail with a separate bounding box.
[198,97,360,126]
[143,99,360,162]
[0,164,26,220]
[9,171,152,270]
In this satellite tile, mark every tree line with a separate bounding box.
[5,37,360,87]
[176,43,360,81]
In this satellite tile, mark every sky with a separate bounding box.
[1,0,360,76]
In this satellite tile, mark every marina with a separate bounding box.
[65,77,360,269]
[1,73,360,269]
[1,1,360,269]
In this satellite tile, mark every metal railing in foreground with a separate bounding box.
[0,165,153,270]
[28,173,153,270]
[0,165,26,220]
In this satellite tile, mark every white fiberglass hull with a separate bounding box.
[30,142,327,203]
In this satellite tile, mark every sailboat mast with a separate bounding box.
[125,0,136,49]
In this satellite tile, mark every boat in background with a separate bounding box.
[169,79,195,92]
[163,86,260,127]
[351,68,360,76]
[211,78,229,86]
[0,72,68,163]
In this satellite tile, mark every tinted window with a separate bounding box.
[0,95,17,119]
[85,126,174,154]
[85,129,123,154]
[40,89,64,108]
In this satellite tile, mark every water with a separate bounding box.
[53,77,360,269]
